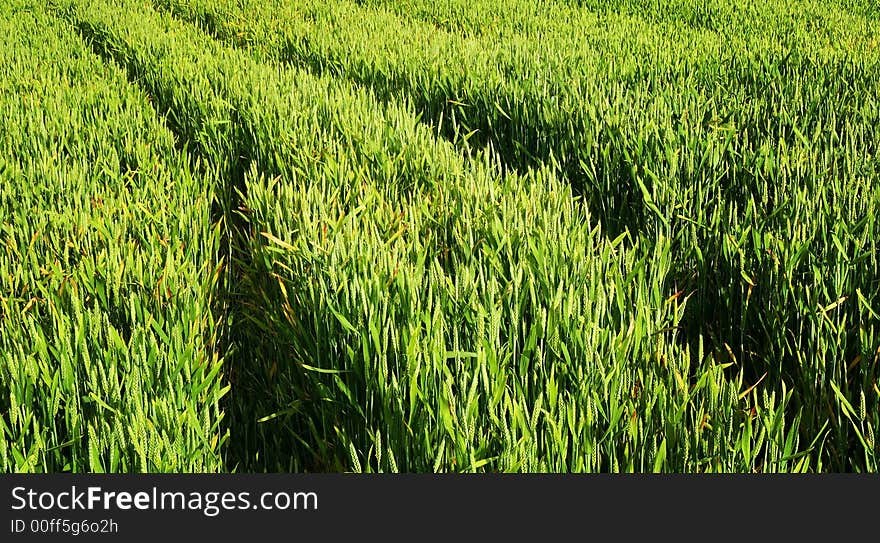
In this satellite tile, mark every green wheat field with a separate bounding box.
[1,0,878,473]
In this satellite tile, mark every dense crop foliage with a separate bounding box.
[1,0,877,472]
[0,1,227,472]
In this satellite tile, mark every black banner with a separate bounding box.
[1,475,876,540]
